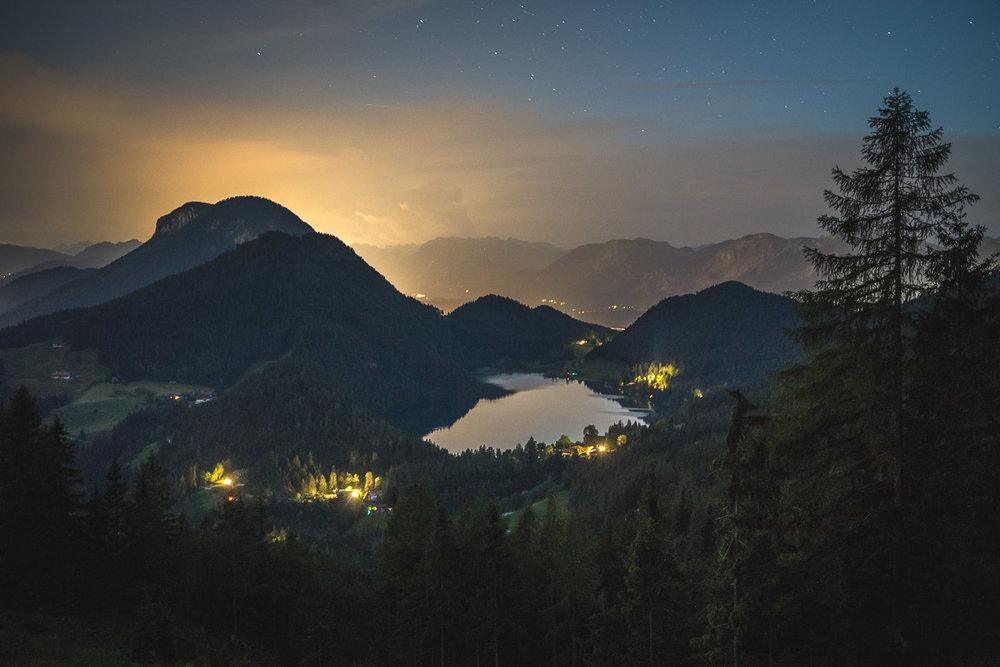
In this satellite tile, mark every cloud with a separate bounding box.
[1,53,997,251]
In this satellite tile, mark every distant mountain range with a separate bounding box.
[355,234,1000,328]
[354,236,565,309]
[0,239,140,280]
[9,199,994,331]
[354,234,844,328]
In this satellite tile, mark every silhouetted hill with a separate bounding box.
[0,196,313,328]
[0,244,69,277]
[446,294,612,369]
[69,239,142,266]
[587,281,801,391]
[17,231,493,433]
[0,266,95,313]
[0,240,141,290]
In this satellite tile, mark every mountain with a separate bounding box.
[0,196,313,328]
[0,241,142,311]
[587,281,802,392]
[354,233,846,328]
[2,239,143,280]
[517,234,846,327]
[0,244,70,278]
[0,266,95,313]
[68,239,142,267]
[2,230,498,433]
[354,236,566,311]
[445,294,612,369]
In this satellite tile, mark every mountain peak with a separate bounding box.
[154,201,212,237]
[0,196,316,328]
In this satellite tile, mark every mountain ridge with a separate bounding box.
[0,196,313,327]
[354,233,851,327]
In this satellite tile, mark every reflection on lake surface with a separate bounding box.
[425,373,649,454]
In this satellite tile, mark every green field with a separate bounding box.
[0,340,108,393]
[52,380,211,436]
[1,339,212,436]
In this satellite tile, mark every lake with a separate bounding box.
[424,373,649,454]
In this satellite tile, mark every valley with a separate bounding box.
[0,183,997,665]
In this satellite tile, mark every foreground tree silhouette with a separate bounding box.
[0,387,81,609]
[796,87,983,510]
[775,89,994,663]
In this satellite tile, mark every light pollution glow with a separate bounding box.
[1,1,998,249]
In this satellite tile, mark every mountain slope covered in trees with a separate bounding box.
[446,294,611,369]
[587,280,801,394]
[34,231,493,433]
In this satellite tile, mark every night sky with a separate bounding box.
[2,1,998,249]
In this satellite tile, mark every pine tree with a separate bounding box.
[776,89,992,663]
[620,467,682,665]
[903,259,1000,660]
[796,88,982,510]
[0,387,82,610]
[453,494,509,665]
[128,451,176,600]
[696,391,781,666]
[379,480,455,665]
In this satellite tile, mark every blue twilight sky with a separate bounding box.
[1,0,998,249]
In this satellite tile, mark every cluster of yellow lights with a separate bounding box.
[205,461,380,505]
[634,363,678,391]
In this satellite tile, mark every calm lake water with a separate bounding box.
[425,373,649,454]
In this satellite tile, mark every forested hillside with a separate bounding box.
[586,280,801,398]
[446,294,612,369]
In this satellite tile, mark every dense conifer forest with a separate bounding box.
[1,90,998,665]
